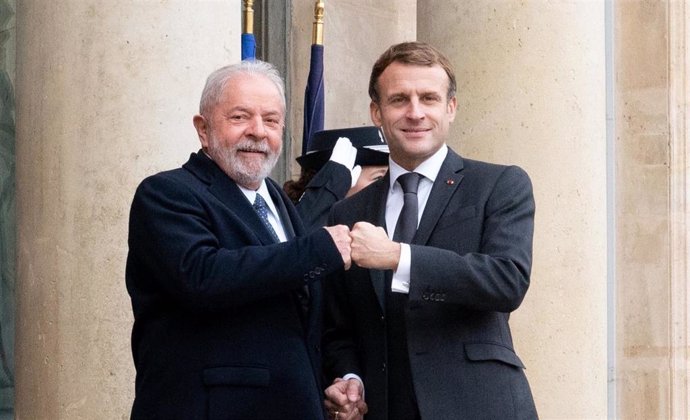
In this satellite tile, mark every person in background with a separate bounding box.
[322,41,538,420]
[284,126,389,230]
[126,59,351,420]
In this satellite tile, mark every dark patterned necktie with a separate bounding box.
[393,172,422,243]
[253,193,280,242]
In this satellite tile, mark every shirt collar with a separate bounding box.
[238,180,272,207]
[388,145,448,190]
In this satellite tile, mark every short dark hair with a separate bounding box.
[368,41,457,103]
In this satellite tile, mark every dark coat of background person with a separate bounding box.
[293,160,351,230]
[285,126,388,231]
[322,149,538,420]
[126,151,342,420]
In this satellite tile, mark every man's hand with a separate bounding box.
[350,222,400,270]
[324,378,367,420]
[324,225,352,270]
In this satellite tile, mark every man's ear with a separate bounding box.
[193,115,210,150]
[370,101,382,127]
[447,96,458,123]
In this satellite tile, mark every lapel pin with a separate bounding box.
[446,179,455,185]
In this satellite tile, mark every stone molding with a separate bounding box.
[668,1,689,418]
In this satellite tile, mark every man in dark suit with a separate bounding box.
[322,42,538,420]
[126,59,352,420]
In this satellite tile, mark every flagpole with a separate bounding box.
[242,0,254,35]
[302,0,326,155]
[241,0,256,60]
[312,0,325,46]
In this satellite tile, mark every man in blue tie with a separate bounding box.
[322,42,538,420]
[126,59,352,420]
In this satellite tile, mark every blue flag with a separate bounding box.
[302,44,325,155]
[241,33,256,60]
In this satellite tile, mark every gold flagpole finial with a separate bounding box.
[243,0,255,34]
[312,0,325,45]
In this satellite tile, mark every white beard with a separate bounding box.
[207,135,281,188]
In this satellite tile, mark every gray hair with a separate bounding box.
[198,60,286,116]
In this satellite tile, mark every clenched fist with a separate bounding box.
[324,225,352,270]
[350,222,400,270]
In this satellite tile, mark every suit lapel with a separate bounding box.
[363,152,465,312]
[212,182,279,245]
[414,150,465,245]
[266,180,297,240]
[184,151,279,246]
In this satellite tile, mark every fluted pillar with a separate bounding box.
[15,2,240,418]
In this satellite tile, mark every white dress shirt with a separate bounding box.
[386,145,448,293]
[239,181,288,243]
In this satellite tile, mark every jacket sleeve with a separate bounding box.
[127,173,344,313]
[408,165,535,313]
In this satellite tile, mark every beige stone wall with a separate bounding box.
[419,1,608,418]
[14,1,240,418]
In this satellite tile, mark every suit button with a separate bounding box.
[314,345,321,352]
[380,315,385,322]
[381,363,386,372]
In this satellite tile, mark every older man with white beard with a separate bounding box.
[125,60,352,420]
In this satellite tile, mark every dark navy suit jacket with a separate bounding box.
[323,148,538,420]
[126,151,343,420]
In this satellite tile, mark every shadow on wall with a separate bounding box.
[0,0,15,418]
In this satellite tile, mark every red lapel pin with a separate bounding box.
[446,179,455,185]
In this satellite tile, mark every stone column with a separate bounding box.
[14,1,240,418]
[419,1,608,418]
[615,1,689,418]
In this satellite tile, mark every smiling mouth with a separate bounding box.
[239,148,267,156]
[402,128,430,134]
